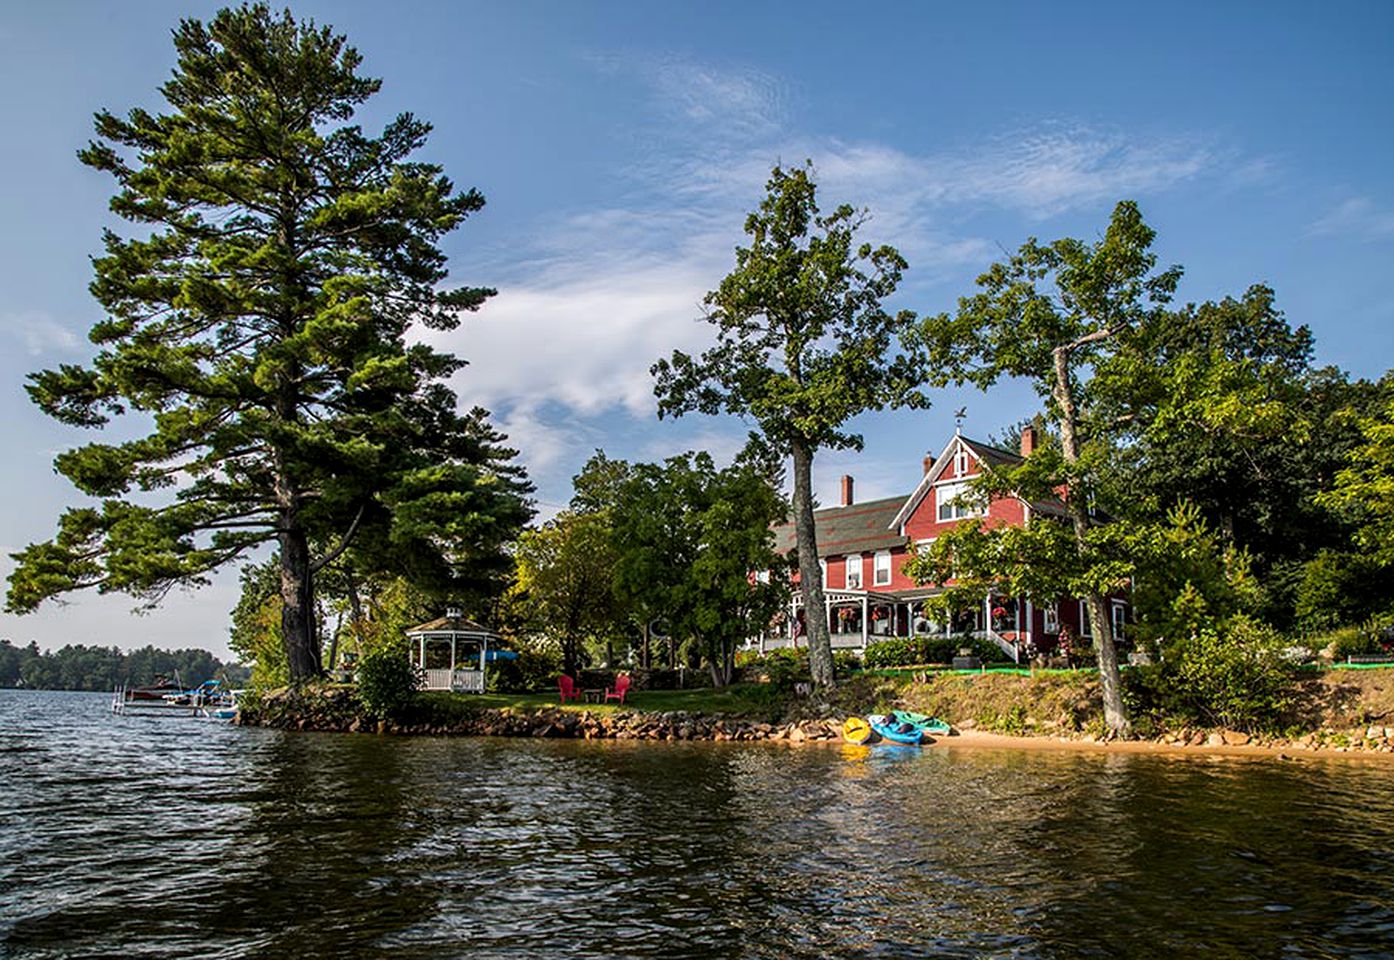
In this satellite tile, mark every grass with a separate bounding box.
[416,683,785,719]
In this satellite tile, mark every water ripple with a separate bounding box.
[3,690,1394,959]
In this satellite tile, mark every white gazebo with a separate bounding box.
[405,607,499,693]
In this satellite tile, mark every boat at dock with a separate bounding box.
[112,678,237,719]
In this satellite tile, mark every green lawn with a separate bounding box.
[417,683,782,718]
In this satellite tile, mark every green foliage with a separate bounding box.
[609,448,790,687]
[1320,625,1380,659]
[6,4,530,682]
[1127,503,1262,645]
[1125,616,1296,732]
[1107,291,1381,627]
[1294,550,1394,633]
[652,162,929,451]
[512,510,627,675]
[863,635,1002,668]
[740,647,810,692]
[228,557,290,687]
[485,644,563,693]
[355,642,420,719]
[832,650,862,674]
[1318,390,1394,568]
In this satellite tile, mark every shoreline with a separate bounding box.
[236,687,1394,762]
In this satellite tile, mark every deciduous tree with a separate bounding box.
[917,200,1182,736]
[611,451,789,687]
[652,163,927,687]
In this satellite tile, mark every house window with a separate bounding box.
[937,481,981,521]
[845,554,862,589]
[954,447,971,476]
[874,550,892,586]
[1079,601,1092,637]
[1112,602,1127,641]
[1043,603,1059,633]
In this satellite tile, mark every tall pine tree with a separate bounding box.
[6,5,531,680]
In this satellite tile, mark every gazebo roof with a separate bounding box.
[405,614,498,638]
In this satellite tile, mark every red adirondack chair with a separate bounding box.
[604,674,631,704]
[557,674,582,703]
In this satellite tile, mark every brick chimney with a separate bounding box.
[922,454,935,475]
[840,474,854,507]
[1020,424,1038,458]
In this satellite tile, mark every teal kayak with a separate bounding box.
[892,710,951,735]
[867,714,926,745]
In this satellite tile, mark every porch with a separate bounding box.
[758,589,1028,662]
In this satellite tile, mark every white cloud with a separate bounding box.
[679,126,1223,224]
[1,310,82,356]
[436,256,714,419]
[422,55,1251,502]
[1310,196,1394,240]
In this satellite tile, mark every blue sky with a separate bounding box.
[1,1,1391,657]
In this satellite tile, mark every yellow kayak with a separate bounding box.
[842,716,875,745]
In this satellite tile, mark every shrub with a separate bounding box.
[863,635,1000,668]
[356,643,421,719]
[486,645,564,693]
[1126,616,1296,732]
[833,650,862,674]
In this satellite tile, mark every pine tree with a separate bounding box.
[6,5,531,680]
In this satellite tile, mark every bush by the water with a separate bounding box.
[355,644,421,718]
[1124,616,1296,732]
[486,645,563,693]
[735,647,860,689]
[863,635,1002,668]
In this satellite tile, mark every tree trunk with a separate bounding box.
[279,515,319,681]
[1052,346,1130,737]
[791,438,835,687]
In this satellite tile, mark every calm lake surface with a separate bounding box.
[2,690,1393,959]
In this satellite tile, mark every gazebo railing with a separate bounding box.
[421,667,486,692]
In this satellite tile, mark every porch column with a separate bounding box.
[449,636,457,675]
[418,635,425,671]
[481,635,488,691]
[861,595,868,647]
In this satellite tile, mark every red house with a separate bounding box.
[764,426,1129,662]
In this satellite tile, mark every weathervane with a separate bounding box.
[954,406,967,434]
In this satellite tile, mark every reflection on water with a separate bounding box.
[2,690,1393,959]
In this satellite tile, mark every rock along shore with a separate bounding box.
[235,683,1394,759]
[236,687,843,743]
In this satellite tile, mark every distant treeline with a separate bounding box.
[0,640,250,691]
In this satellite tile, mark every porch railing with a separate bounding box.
[975,628,1020,663]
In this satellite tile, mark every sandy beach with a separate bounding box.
[936,728,1394,762]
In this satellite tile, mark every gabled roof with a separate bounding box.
[405,615,497,637]
[772,494,908,558]
[889,434,1025,531]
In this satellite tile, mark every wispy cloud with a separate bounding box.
[1310,196,1394,240]
[588,51,787,143]
[423,54,1258,506]
[1,310,82,356]
[678,125,1225,222]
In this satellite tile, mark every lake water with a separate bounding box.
[2,689,1393,959]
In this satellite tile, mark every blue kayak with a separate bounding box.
[867,714,926,745]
